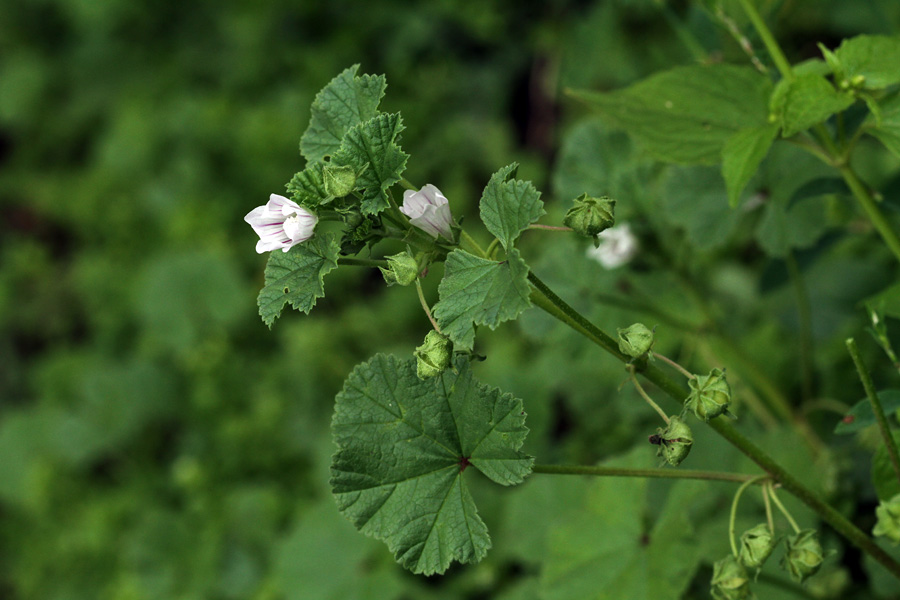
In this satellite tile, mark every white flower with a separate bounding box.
[244,194,318,253]
[586,223,638,269]
[400,184,453,240]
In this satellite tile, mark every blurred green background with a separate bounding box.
[2,1,900,598]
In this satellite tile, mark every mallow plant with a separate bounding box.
[245,4,900,597]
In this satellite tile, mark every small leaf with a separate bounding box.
[257,234,341,327]
[569,64,772,165]
[332,112,409,215]
[433,249,532,351]
[286,161,329,206]
[480,163,545,251]
[330,354,533,575]
[787,177,848,209]
[300,65,386,162]
[835,391,900,434]
[722,123,779,208]
[832,35,900,90]
[770,73,855,138]
[864,92,900,160]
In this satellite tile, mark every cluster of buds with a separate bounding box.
[781,529,826,583]
[738,524,777,572]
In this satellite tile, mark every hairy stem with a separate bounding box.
[847,338,900,488]
[528,271,900,580]
[532,464,756,483]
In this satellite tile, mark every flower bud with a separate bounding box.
[710,555,751,600]
[738,523,776,571]
[873,493,900,544]
[650,415,693,466]
[323,164,358,198]
[781,529,825,583]
[617,323,654,358]
[415,331,452,379]
[379,252,419,287]
[685,368,732,422]
[563,193,616,238]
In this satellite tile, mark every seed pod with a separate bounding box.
[379,252,419,287]
[563,193,616,238]
[414,331,452,379]
[649,416,693,467]
[685,368,732,422]
[873,492,900,543]
[781,529,825,583]
[739,523,776,571]
[710,555,751,600]
[617,323,654,358]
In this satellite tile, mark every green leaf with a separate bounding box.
[286,162,330,206]
[865,280,900,319]
[256,234,341,327]
[864,92,900,160]
[770,73,855,138]
[873,431,900,501]
[832,35,900,90]
[662,166,743,250]
[540,448,705,600]
[330,354,533,575]
[333,112,409,215]
[300,65,386,162]
[433,249,532,351]
[479,163,545,251]
[569,64,771,165]
[722,124,779,208]
[834,391,900,434]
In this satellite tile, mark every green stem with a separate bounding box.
[399,177,417,191]
[460,230,490,259]
[532,464,756,484]
[652,352,695,380]
[735,0,793,80]
[847,338,900,488]
[527,224,573,232]
[840,165,900,266]
[415,279,441,333]
[338,257,387,268]
[629,369,670,424]
[729,475,769,556]
[528,271,900,580]
[786,252,814,401]
[768,483,802,534]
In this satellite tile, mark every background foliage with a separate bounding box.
[2,0,900,598]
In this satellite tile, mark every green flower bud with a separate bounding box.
[323,164,357,198]
[617,323,654,358]
[739,523,777,571]
[781,529,825,583]
[685,368,732,422]
[379,252,419,287]
[415,331,452,379]
[649,415,693,467]
[563,193,616,238]
[873,493,900,544]
[710,555,751,600]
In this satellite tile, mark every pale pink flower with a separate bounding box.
[244,194,318,253]
[400,184,453,240]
